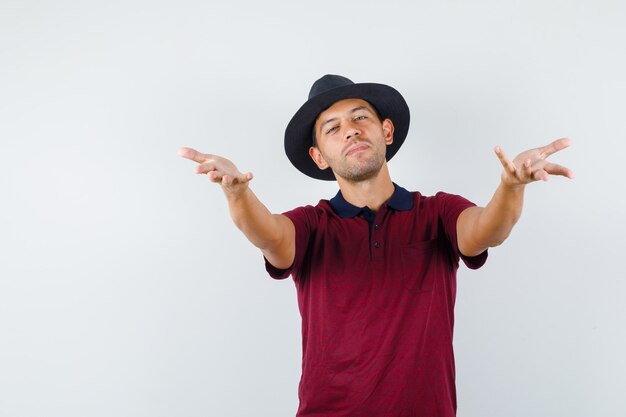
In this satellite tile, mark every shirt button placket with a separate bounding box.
[372,220,382,261]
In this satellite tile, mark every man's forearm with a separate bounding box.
[458,181,525,257]
[225,187,295,269]
[476,182,525,247]
[225,187,285,251]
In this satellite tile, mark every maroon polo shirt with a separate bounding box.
[265,184,488,417]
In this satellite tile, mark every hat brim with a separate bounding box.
[284,83,410,181]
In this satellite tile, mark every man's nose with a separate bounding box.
[345,124,360,140]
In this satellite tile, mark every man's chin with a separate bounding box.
[334,166,382,183]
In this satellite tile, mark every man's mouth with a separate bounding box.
[345,144,369,156]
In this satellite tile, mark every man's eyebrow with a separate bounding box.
[319,117,338,132]
[349,105,370,114]
[318,106,373,132]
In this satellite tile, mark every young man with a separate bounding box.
[179,75,573,416]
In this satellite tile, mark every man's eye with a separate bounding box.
[326,126,338,134]
[355,115,367,121]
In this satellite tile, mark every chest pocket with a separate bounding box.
[400,240,438,293]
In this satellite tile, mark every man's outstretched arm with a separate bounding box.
[178,147,295,269]
[457,138,574,257]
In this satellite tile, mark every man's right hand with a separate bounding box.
[178,147,253,195]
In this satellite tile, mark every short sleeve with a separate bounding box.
[264,205,318,280]
[435,192,488,270]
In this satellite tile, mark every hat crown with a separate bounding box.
[308,74,354,100]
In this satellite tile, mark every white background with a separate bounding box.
[1,0,624,416]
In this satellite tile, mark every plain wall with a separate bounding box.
[1,0,624,416]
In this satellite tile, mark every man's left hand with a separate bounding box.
[495,138,574,187]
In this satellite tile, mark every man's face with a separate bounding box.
[309,98,394,182]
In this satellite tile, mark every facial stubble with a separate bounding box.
[322,141,387,183]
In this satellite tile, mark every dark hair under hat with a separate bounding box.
[284,74,410,181]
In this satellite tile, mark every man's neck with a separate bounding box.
[336,163,395,212]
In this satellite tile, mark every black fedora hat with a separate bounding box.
[284,74,410,181]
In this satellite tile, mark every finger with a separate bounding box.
[523,158,533,179]
[178,147,211,163]
[543,162,574,179]
[222,172,254,186]
[494,146,517,175]
[238,172,253,183]
[207,171,223,183]
[538,138,571,159]
[532,168,549,182]
[195,162,218,174]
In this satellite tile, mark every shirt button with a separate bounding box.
[374,242,381,248]
[374,224,380,230]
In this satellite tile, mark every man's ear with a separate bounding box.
[309,146,329,170]
[382,119,395,145]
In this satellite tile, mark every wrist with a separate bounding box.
[499,179,526,193]
[224,183,251,202]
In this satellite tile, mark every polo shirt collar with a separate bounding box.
[329,183,413,218]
